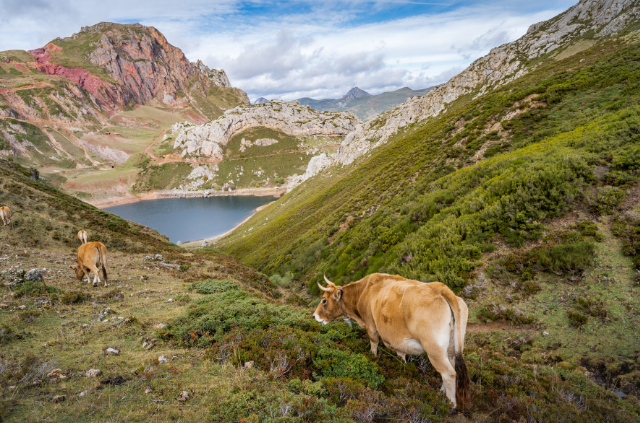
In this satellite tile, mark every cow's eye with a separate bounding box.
[321,299,327,305]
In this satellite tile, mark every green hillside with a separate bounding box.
[298,87,434,120]
[1,157,639,422]
[217,32,640,406]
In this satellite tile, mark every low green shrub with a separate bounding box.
[61,290,90,304]
[191,279,239,294]
[13,280,62,298]
[313,347,384,388]
[567,310,588,328]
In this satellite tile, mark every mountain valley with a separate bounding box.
[2,0,640,421]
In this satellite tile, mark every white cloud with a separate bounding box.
[0,0,575,100]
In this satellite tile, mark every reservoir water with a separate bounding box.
[104,196,275,243]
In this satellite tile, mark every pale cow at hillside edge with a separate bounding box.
[314,273,470,409]
[0,206,11,226]
[71,241,108,287]
[77,230,88,244]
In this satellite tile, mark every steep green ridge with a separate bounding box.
[299,87,434,120]
[218,35,640,399]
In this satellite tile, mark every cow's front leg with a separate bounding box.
[367,329,380,356]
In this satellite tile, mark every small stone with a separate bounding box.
[158,356,169,364]
[86,369,102,378]
[154,323,165,329]
[543,331,549,336]
[244,361,254,369]
[0,303,7,308]
[104,348,120,356]
[178,391,189,401]
[47,369,64,379]
[145,342,155,350]
[53,395,66,403]
[78,391,87,397]
[18,305,26,310]
[8,386,16,391]
[82,324,89,329]
[167,298,173,303]
[145,388,152,394]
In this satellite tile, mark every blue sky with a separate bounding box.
[0,0,577,101]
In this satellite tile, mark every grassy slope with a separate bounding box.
[1,157,638,422]
[217,35,640,403]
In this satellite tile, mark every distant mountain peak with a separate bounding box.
[254,97,269,104]
[342,87,370,101]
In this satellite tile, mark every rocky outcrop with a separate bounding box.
[194,60,232,87]
[170,100,361,158]
[324,0,640,167]
[26,22,245,111]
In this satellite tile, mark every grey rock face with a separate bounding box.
[254,97,269,104]
[171,100,361,158]
[25,269,43,282]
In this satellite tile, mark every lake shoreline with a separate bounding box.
[87,187,286,209]
[181,200,275,247]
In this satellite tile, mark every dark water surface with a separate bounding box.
[104,196,275,243]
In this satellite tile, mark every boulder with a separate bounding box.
[25,269,43,282]
[86,369,102,378]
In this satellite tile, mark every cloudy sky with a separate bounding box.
[0,0,576,101]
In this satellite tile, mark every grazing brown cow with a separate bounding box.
[313,273,470,409]
[0,206,11,226]
[71,242,108,287]
[77,230,88,244]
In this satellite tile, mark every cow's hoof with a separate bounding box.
[93,282,97,287]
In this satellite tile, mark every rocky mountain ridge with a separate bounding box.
[342,87,370,101]
[170,100,361,159]
[0,22,251,201]
[298,86,433,120]
[299,0,640,178]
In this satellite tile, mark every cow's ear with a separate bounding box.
[335,288,343,301]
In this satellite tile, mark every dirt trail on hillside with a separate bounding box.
[466,322,539,333]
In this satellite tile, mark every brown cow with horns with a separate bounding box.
[313,273,470,409]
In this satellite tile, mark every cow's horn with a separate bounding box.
[317,281,332,292]
[324,273,335,286]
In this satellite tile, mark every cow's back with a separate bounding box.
[78,242,104,267]
[357,274,454,347]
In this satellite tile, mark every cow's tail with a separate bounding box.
[97,244,108,283]
[442,288,470,410]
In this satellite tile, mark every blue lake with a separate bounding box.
[104,196,275,243]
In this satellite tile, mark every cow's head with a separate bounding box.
[70,265,85,281]
[313,275,344,324]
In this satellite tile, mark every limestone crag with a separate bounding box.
[327,0,640,167]
[171,100,361,158]
[26,23,244,111]
[194,61,231,88]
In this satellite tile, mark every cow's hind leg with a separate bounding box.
[86,264,101,287]
[426,347,457,407]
